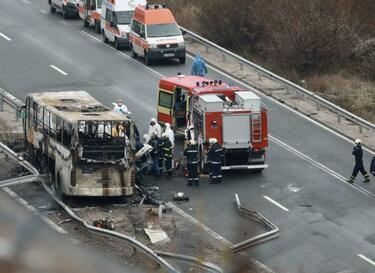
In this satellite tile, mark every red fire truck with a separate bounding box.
[157,75,268,171]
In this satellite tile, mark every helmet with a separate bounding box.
[355,139,361,145]
[209,138,217,144]
[189,140,196,145]
[162,133,168,139]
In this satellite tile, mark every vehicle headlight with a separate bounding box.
[149,44,157,48]
[178,42,185,47]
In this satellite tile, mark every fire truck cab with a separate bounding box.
[157,75,269,171]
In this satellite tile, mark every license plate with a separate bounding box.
[164,53,174,57]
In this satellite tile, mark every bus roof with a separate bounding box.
[28,91,129,123]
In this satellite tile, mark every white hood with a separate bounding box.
[118,24,131,34]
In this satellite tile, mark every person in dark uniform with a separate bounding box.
[148,132,162,178]
[347,139,370,183]
[208,138,223,184]
[370,156,375,176]
[161,133,173,177]
[183,140,199,186]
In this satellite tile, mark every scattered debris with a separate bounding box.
[287,184,301,193]
[173,192,189,202]
[144,227,170,244]
[58,219,73,225]
[93,218,115,230]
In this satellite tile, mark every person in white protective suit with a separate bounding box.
[113,99,131,115]
[147,118,162,139]
[164,123,175,147]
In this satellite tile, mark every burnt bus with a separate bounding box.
[24,91,138,197]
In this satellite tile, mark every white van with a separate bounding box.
[79,0,103,33]
[101,0,146,50]
[129,4,186,65]
[48,0,80,19]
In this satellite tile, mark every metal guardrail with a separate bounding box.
[0,87,24,121]
[181,26,375,133]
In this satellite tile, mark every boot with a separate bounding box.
[363,178,370,183]
[347,179,354,184]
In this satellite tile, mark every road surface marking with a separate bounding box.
[3,187,67,234]
[270,135,375,199]
[0,32,11,41]
[40,9,48,14]
[50,65,68,76]
[185,53,375,156]
[357,254,375,267]
[79,31,375,199]
[79,30,164,79]
[59,20,69,26]
[21,0,31,4]
[263,196,289,212]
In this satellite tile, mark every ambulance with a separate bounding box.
[48,0,80,19]
[79,0,103,33]
[101,0,146,50]
[129,4,186,65]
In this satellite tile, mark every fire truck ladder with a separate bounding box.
[251,113,262,143]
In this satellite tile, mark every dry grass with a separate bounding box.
[306,73,375,122]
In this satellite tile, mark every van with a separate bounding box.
[79,0,103,33]
[48,0,80,19]
[101,0,146,50]
[129,4,186,65]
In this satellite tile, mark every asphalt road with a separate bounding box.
[1,0,375,272]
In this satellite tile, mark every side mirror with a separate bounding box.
[180,28,187,35]
[140,32,145,39]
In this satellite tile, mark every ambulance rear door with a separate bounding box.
[157,89,175,127]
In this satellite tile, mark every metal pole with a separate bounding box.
[258,72,262,81]
[337,113,341,123]
[205,45,209,53]
[222,53,226,62]
[239,62,243,71]
[0,95,3,112]
[316,102,320,111]
[359,126,363,134]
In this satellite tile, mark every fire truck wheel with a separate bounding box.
[83,18,89,27]
[102,31,109,43]
[95,21,101,33]
[179,57,186,64]
[131,45,138,58]
[50,4,56,13]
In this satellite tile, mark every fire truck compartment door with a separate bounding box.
[222,114,250,149]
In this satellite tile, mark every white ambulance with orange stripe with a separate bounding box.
[129,4,186,65]
[101,0,146,50]
[79,0,103,33]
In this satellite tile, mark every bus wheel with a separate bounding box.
[95,20,101,33]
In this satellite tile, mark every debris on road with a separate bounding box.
[173,192,189,202]
[144,226,170,244]
[93,218,115,230]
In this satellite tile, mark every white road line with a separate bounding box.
[50,65,68,76]
[0,32,11,41]
[59,20,69,26]
[270,135,375,199]
[79,30,164,79]
[3,187,67,234]
[357,254,375,267]
[79,30,375,200]
[263,196,289,212]
[185,53,375,156]
[21,0,31,4]
[40,9,48,14]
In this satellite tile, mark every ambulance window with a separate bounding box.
[131,20,141,34]
[140,24,145,36]
[106,9,113,22]
[159,91,173,108]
